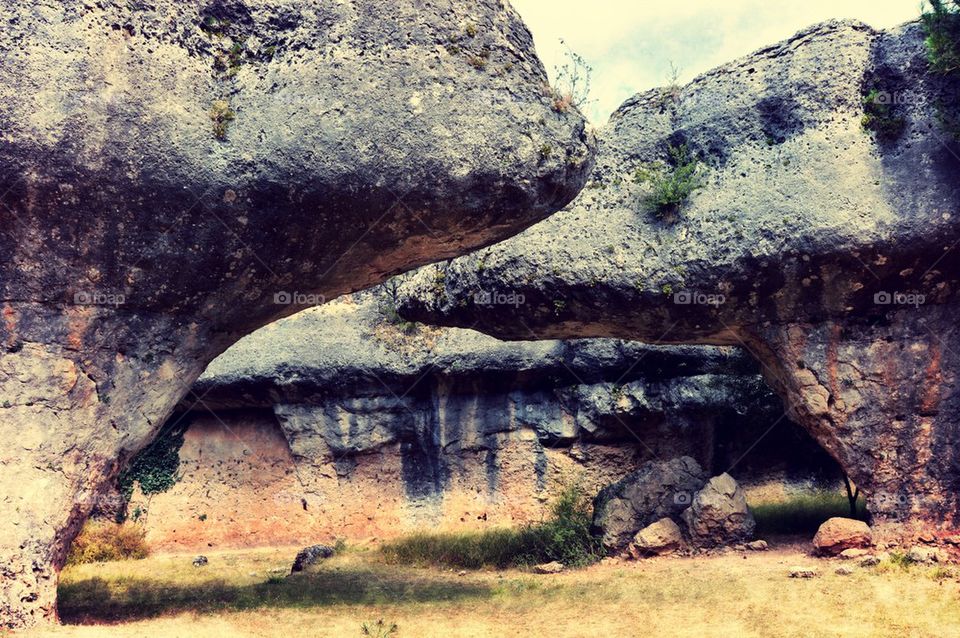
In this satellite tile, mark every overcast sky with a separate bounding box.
[512,0,921,123]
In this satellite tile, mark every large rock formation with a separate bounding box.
[123,290,833,549]
[0,0,593,628]
[399,20,960,534]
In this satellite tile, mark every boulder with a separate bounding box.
[746,540,769,552]
[813,518,873,556]
[592,456,707,551]
[906,546,947,564]
[835,566,854,576]
[291,544,335,573]
[0,0,593,629]
[192,555,208,568]
[398,19,960,531]
[534,561,564,574]
[838,548,869,560]
[629,518,684,557]
[681,474,755,547]
[789,566,820,579]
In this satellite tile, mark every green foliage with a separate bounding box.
[118,419,188,501]
[382,483,602,569]
[888,551,915,570]
[362,619,399,637]
[922,0,960,74]
[551,40,593,112]
[633,144,705,219]
[66,521,150,566]
[861,89,905,140]
[210,99,236,140]
[749,489,867,536]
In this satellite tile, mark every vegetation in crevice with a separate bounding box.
[633,144,706,220]
[549,40,593,113]
[860,89,906,141]
[209,99,236,140]
[116,418,190,522]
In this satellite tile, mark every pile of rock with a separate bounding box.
[592,456,756,557]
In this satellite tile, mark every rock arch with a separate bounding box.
[399,21,960,537]
[0,0,593,628]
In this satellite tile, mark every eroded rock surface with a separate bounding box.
[0,0,593,628]
[681,473,755,547]
[399,20,960,531]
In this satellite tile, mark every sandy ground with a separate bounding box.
[18,540,960,638]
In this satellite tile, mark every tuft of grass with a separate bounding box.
[861,89,905,141]
[362,618,399,637]
[66,521,150,566]
[210,99,236,140]
[749,490,867,536]
[382,483,602,569]
[922,0,960,74]
[633,144,705,219]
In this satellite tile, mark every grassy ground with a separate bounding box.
[750,489,868,536]
[26,542,960,638]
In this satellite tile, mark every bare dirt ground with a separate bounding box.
[22,538,960,638]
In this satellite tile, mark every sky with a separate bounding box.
[512,0,921,123]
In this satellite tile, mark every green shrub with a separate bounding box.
[861,89,905,140]
[749,489,867,536]
[382,483,602,569]
[118,420,188,500]
[923,0,960,74]
[633,144,705,219]
[66,521,150,566]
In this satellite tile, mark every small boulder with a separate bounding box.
[534,561,564,574]
[835,566,854,576]
[838,548,869,560]
[789,566,820,578]
[859,555,880,567]
[629,518,684,557]
[291,544,335,573]
[192,555,208,567]
[813,518,872,556]
[746,540,769,551]
[906,546,947,564]
[681,473,755,547]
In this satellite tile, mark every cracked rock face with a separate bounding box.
[0,0,593,628]
[399,21,960,532]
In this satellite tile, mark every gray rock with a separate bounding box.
[534,561,564,574]
[192,556,208,568]
[859,556,881,568]
[629,518,684,557]
[789,566,820,579]
[747,540,769,551]
[681,474,755,547]
[291,544,335,573]
[0,0,593,628]
[906,546,947,564]
[592,456,707,551]
[397,19,960,529]
[835,566,854,576]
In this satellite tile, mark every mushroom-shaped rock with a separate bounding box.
[0,1,593,629]
[399,21,960,529]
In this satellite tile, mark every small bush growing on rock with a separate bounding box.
[550,40,592,113]
[861,89,905,141]
[922,0,960,74]
[633,144,705,219]
[66,521,150,566]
